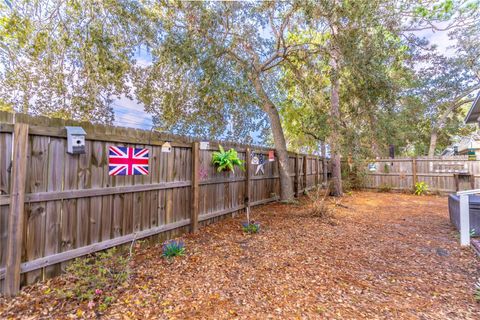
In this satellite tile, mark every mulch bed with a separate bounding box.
[1,191,479,319]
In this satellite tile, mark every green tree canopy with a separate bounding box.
[0,0,150,122]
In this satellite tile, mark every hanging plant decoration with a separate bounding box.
[211,145,245,173]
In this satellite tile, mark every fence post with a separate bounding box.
[412,158,417,190]
[315,156,319,187]
[190,142,199,233]
[295,153,300,197]
[245,147,251,211]
[303,155,307,191]
[245,147,251,207]
[4,123,29,296]
[459,194,470,246]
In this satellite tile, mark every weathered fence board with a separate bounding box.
[25,135,49,284]
[4,123,28,296]
[0,122,12,291]
[44,138,64,278]
[365,157,480,193]
[0,111,328,294]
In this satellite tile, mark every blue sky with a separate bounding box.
[112,47,153,129]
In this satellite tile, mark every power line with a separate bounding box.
[113,118,152,126]
[113,116,153,127]
[111,102,146,111]
[110,101,153,128]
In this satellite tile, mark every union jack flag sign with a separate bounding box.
[108,146,149,176]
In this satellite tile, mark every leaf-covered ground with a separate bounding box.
[1,191,479,319]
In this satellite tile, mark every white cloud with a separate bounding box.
[112,95,153,129]
[422,30,456,56]
[413,20,457,57]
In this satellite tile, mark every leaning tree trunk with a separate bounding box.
[251,75,294,201]
[428,127,438,157]
[321,141,328,186]
[329,57,343,197]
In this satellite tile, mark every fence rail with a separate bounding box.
[0,111,328,295]
[364,157,480,193]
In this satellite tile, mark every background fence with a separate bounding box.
[0,111,327,295]
[364,157,480,193]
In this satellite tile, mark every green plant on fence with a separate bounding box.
[414,182,428,195]
[56,247,130,312]
[162,239,185,258]
[211,145,245,173]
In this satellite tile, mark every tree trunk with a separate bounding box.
[371,139,381,158]
[251,75,294,200]
[369,116,381,158]
[329,57,343,197]
[428,127,438,157]
[321,141,328,187]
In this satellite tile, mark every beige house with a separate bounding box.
[441,134,480,157]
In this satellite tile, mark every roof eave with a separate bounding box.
[465,92,480,124]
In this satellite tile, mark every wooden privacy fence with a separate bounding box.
[364,157,480,193]
[0,111,327,295]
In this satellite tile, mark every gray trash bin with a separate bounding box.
[448,194,480,236]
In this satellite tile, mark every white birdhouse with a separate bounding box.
[65,126,86,155]
[161,141,172,153]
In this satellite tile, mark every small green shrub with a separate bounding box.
[280,199,299,205]
[56,247,129,312]
[162,240,185,258]
[242,222,260,234]
[414,182,428,195]
[212,145,245,173]
[378,184,392,192]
